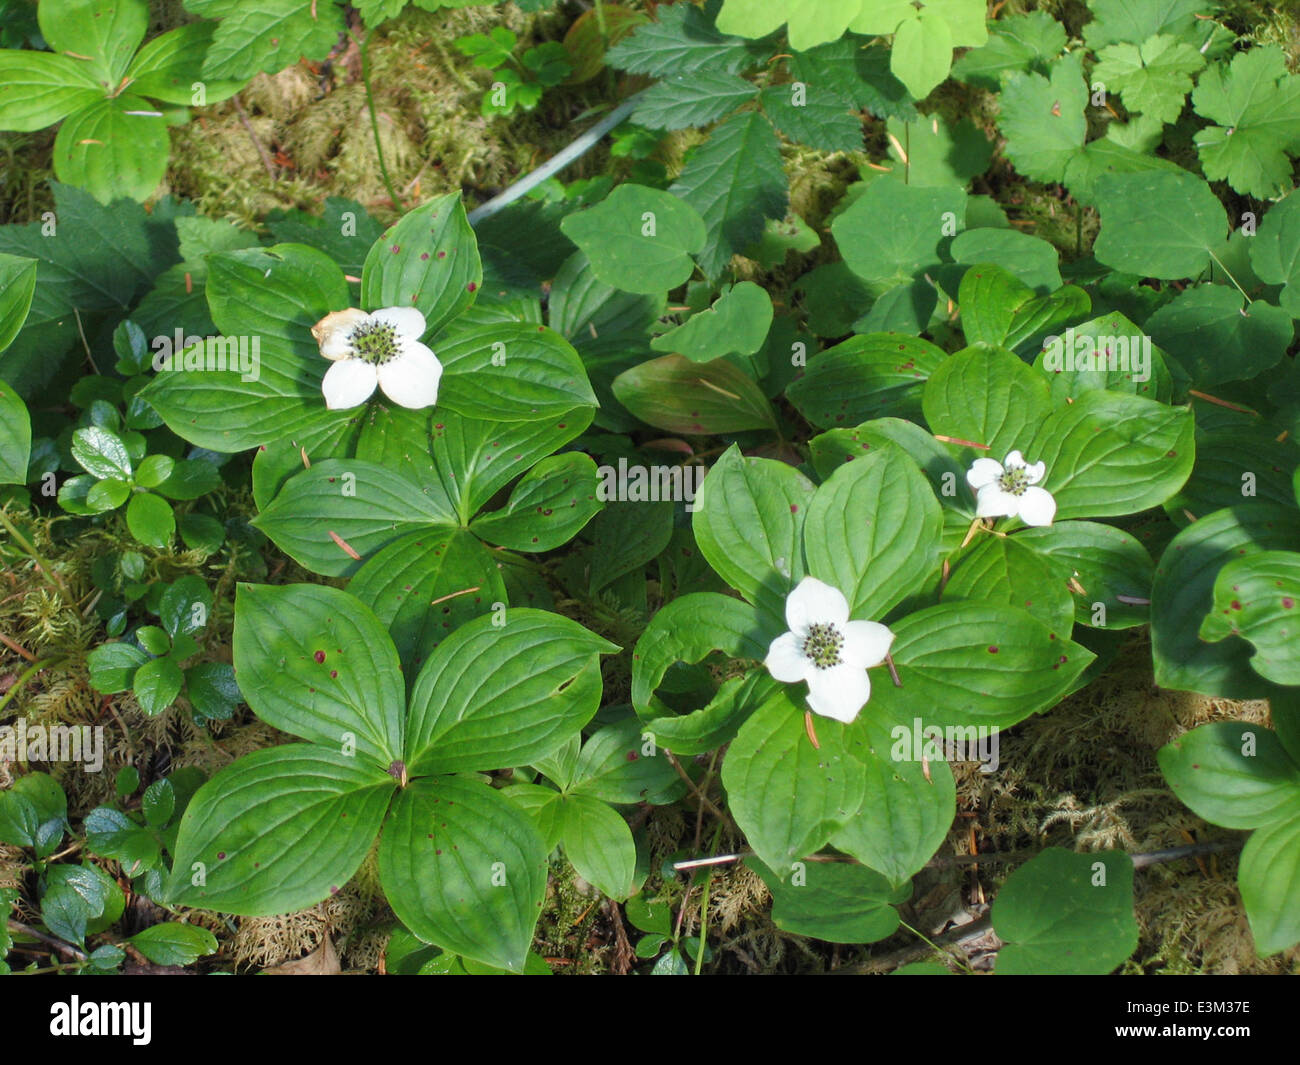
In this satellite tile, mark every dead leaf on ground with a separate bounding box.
[262,936,341,975]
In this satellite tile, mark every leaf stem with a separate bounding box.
[355,30,404,212]
[1205,248,1250,302]
[0,657,66,715]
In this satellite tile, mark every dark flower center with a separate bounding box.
[802,622,844,669]
[351,321,399,365]
[997,465,1030,496]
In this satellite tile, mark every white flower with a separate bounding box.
[966,449,1056,527]
[311,306,442,411]
[764,576,895,724]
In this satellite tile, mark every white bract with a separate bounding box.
[765,576,895,724]
[966,449,1056,527]
[311,306,442,411]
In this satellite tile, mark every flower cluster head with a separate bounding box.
[311,306,442,411]
[765,577,895,724]
[966,450,1056,527]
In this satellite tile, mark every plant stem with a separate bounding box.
[467,96,641,225]
[1205,249,1250,302]
[0,510,74,605]
[898,917,978,975]
[0,657,65,714]
[356,30,404,212]
[694,822,723,976]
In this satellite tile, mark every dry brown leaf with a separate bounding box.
[262,936,340,975]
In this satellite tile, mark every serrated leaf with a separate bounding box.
[668,112,788,279]
[185,0,346,81]
[1092,170,1226,279]
[998,53,1088,183]
[633,71,757,130]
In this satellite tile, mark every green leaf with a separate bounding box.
[52,94,170,204]
[1239,814,1300,955]
[558,795,637,899]
[958,264,1090,351]
[650,282,772,361]
[131,654,183,716]
[186,0,346,81]
[233,583,406,766]
[0,378,31,484]
[1192,46,1300,201]
[0,51,102,131]
[1251,192,1300,317]
[167,744,395,914]
[1092,170,1227,279]
[1029,390,1195,520]
[992,848,1138,975]
[787,333,946,428]
[87,641,150,693]
[253,459,456,576]
[692,445,814,625]
[759,83,862,152]
[787,37,917,123]
[361,193,481,335]
[866,601,1092,729]
[998,53,1088,183]
[1015,521,1155,629]
[1150,505,1300,697]
[950,229,1061,293]
[1033,311,1174,403]
[185,663,241,723]
[668,112,788,279]
[943,533,1075,634]
[951,11,1066,89]
[469,452,602,551]
[922,344,1052,458]
[40,0,147,86]
[348,528,507,675]
[1083,0,1208,50]
[559,184,706,295]
[127,922,218,966]
[606,2,759,78]
[1158,722,1300,830]
[125,491,175,549]
[143,780,175,827]
[140,244,354,452]
[832,180,966,285]
[722,689,867,869]
[72,426,132,480]
[404,609,618,776]
[747,855,909,943]
[611,353,776,434]
[633,71,757,130]
[568,719,685,805]
[831,710,957,886]
[1093,34,1203,124]
[1201,551,1300,686]
[630,591,774,751]
[379,776,547,972]
[0,254,37,354]
[804,441,943,618]
[1144,286,1293,388]
[126,21,244,105]
[891,9,953,100]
